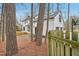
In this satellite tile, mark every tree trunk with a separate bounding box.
[52,4,53,12]
[67,3,70,31]
[45,3,50,43]
[0,14,1,41]
[57,3,59,11]
[0,4,4,42]
[0,20,1,42]
[36,3,45,46]
[4,3,18,55]
[0,6,2,42]
[31,3,33,41]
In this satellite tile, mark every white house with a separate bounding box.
[22,16,31,33]
[22,11,64,36]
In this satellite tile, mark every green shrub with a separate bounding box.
[73,32,78,41]
[65,31,78,41]
[65,31,70,39]
[49,30,78,41]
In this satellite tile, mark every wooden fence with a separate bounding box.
[48,31,79,56]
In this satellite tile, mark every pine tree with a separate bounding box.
[31,3,33,41]
[36,3,45,46]
[4,3,18,55]
[45,3,50,43]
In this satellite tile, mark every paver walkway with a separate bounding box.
[0,35,48,56]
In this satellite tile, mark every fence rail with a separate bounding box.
[48,31,79,56]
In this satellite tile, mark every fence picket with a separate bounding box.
[65,45,70,56]
[57,42,61,56]
[61,43,64,56]
[48,31,79,56]
[72,48,79,56]
[51,39,55,56]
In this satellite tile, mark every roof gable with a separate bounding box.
[22,11,62,22]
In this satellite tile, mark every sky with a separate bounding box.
[0,3,79,22]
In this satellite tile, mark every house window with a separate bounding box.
[56,27,59,30]
[23,27,25,31]
[27,25,30,32]
[60,27,62,31]
[59,15,61,22]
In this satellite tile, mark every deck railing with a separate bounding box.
[48,31,79,56]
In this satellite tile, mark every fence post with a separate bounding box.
[63,30,66,39]
[48,31,51,56]
[70,32,72,40]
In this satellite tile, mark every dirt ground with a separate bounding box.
[0,35,48,56]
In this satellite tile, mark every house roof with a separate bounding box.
[22,16,31,22]
[22,11,61,22]
[50,11,59,18]
[44,11,61,20]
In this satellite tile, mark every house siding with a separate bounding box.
[22,11,64,36]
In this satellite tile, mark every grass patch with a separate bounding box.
[16,31,29,36]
